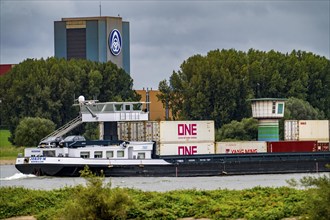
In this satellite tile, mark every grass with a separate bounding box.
[0,129,12,147]
[0,185,308,220]
[0,129,24,159]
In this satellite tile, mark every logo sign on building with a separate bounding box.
[108,29,122,56]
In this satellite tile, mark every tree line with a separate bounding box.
[0,49,329,145]
[158,49,329,129]
[0,58,140,144]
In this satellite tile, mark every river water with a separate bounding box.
[0,165,327,191]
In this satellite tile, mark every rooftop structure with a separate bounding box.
[250,98,287,141]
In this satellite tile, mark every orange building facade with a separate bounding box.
[136,89,172,121]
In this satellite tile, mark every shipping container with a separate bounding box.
[117,121,159,142]
[284,120,298,141]
[284,120,329,142]
[159,121,215,143]
[117,122,129,140]
[267,141,318,153]
[317,142,329,151]
[159,142,215,156]
[215,141,267,154]
[145,121,160,142]
[258,120,279,141]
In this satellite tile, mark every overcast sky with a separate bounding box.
[1,0,329,89]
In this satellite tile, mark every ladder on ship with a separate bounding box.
[41,115,83,140]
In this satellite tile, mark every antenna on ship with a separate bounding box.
[99,1,102,17]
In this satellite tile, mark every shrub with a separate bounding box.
[287,170,330,220]
[58,166,133,220]
[14,117,55,147]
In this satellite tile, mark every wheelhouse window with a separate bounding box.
[277,103,284,114]
[117,150,125,158]
[43,150,55,157]
[106,151,114,158]
[138,153,145,159]
[80,152,90,158]
[94,151,103,158]
[125,104,131,111]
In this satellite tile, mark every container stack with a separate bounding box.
[159,121,215,155]
[117,120,215,155]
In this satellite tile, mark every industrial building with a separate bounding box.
[54,16,130,74]
[136,89,172,121]
[1,16,168,125]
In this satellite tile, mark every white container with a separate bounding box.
[117,121,160,142]
[159,121,215,143]
[284,120,329,142]
[159,142,215,155]
[284,120,299,141]
[215,141,267,154]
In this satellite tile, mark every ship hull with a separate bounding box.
[15,152,330,177]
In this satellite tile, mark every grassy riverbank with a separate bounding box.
[0,186,308,220]
[0,130,24,164]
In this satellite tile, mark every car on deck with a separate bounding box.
[59,135,86,147]
[38,136,63,148]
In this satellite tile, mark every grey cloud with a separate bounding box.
[1,0,329,89]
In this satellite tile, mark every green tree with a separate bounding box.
[157,79,174,120]
[158,49,329,129]
[83,122,99,140]
[0,58,139,145]
[216,118,258,141]
[284,97,325,120]
[14,117,55,147]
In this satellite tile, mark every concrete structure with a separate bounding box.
[250,98,286,141]
[54,16,130,74]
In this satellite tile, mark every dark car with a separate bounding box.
[38,136,63,148]
[59,135,86,147]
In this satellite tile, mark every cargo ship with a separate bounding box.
[15,98,330,177]
[14,139,330,177]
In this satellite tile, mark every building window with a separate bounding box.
[138,153,145,159]
[117,151,125,158]
[272,102,276,114]
[66,28,86,59]
[277,103,284,114]
[80,152,90,158]
[106,151,114,159]
[94,151,103,158]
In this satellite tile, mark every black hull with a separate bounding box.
[16,152,330,177]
